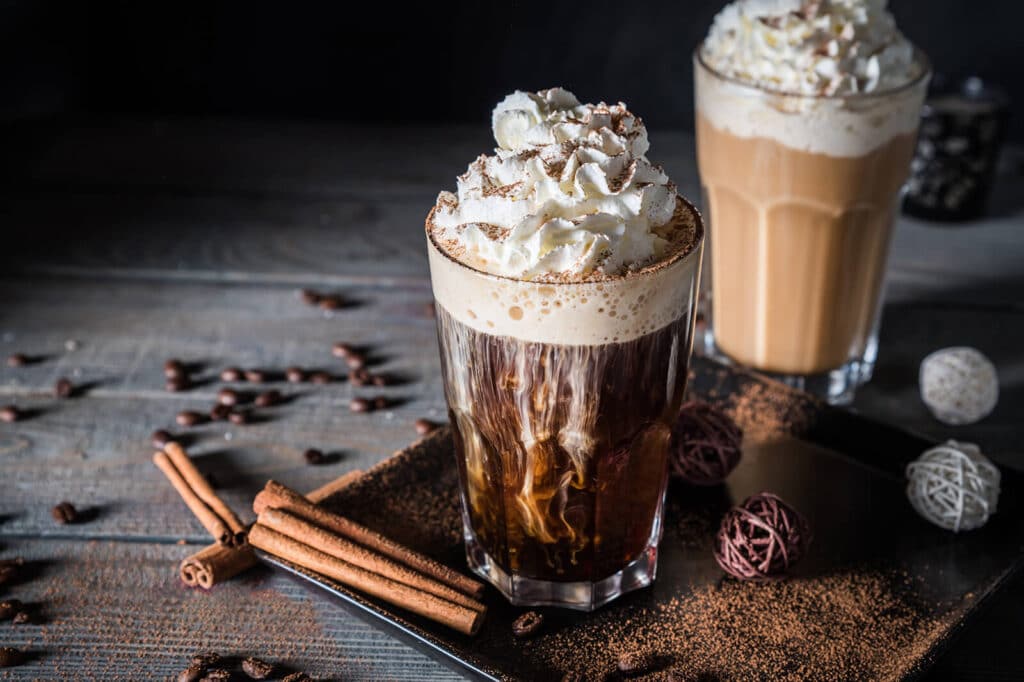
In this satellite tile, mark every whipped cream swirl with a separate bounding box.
[430,88,678,282]
[702,0,920,96]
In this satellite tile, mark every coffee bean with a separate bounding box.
[414,418,437,435]
[0,558,23,586]
[12,610,32,625]
[373,396,389,410]
[164,359,186,379]
[151,429,173,448]
[348,369,371,386]
[331,342,354,358]
[511,610,544,638]
[217,388,240,406]
[228,410,251,425]
[241,656,274,679]
[560,673,584,682]
[0,647,22,668]
[0,405,19,422]
[200,669,232,682]
[166,376,190,392]
[220,367,243,382]
[54,377,74,398]
[177,411,204,427]
[285,366,305,383]
[303,448,326,465]
[6,353,27,367]
[0,599,22,620]
[349,397,371,413]
[51,501,79,524]
[371,373,389,386]
[210,404,232,421]
[190,652,221,668]
[617,650,657,677]
[177,665,205,682]
[300,288,322,305]
[254,390,281,407]
[345,354,366,370]
[309,371,332,385]
[244,369,267,383]
[319,295,344,311]
[281,673,311,682]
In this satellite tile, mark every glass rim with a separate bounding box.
[425,195,705,288]
[693,43,932,102]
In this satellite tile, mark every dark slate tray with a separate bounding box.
[258,356,1024,681]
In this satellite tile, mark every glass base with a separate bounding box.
[464,530,658,612]
[699,327,876,406]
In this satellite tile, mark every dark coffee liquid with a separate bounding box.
[436,305,693,583]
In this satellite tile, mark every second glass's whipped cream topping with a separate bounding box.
[702,0,920,96]
[431,88,679,282]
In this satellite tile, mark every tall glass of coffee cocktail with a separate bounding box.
[426,88,703,610]
[695,0,930,403]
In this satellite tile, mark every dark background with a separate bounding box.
[1,0,1022,139]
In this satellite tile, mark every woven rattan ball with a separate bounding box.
[670,400,743,485]
[714,492,811,581]
[906,440,1000,532]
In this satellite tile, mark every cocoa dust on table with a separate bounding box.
[531,571,947,681]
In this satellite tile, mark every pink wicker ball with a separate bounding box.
[669,400,743,485]
[714,492,811,581]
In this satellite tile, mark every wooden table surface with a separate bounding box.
[1,117,1022,680]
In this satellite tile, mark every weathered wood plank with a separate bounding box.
[0,537,460,681]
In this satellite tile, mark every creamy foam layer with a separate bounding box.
[702,0,920,97]
[427,197,703,346]
[695,50,927,156]
[431,88,682,282]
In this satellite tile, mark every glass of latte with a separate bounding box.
[426,88,703,610]
[695,0,930,403]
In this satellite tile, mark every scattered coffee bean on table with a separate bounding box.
[151,429,173,448]
[0,647,22,668]
[228,410,251,425]
[12,610,32,624]
[345,354,366,370]
[331,342,354,358]
[349,369,371,386]
[244,369,267,383]
[177,411,204,427]
[52,501,79,524]
[0,599,22,620]
[166,377,190,392]
[373,396,389,410]
[309,371,332,385]
[285,366,305,383]
[200,669,231,682]
[303,448,326,465]
[210,404,232,421]
[349,397,371,413]
[54,377,74,398]
[300,288,321,305]
[282,673,311,682]
[319,295,344,311]
[414,418,438,435]
[220,367,243,382]
[217,389,240,406]
[164,359,186,379]
[241,656,274,679]
[177,665,205,682]
[0,558,23,586]
[512,610,544,638]
[372,374,390,386]
[0,405,19,422]
[254,390,281,407]
[560,672,584,682]
[6,353,27,367]
[190,652,221,668]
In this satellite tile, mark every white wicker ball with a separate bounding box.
[906,440,1000,532]
[919,347,998,425]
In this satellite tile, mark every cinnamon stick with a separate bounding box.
[178,468,365,589]
[154,450,232,545]
[249,524,484,636]
[306,469,364,504]
[180,543,257,589]
[254,479,484,599]
[164,442,247,545]
[258,507,485,612]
